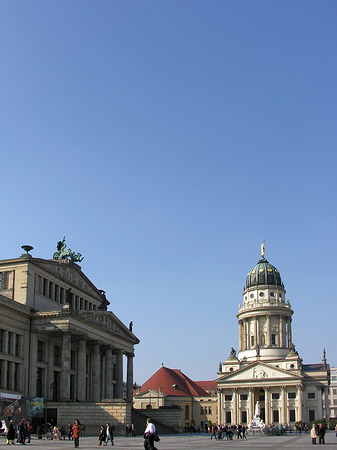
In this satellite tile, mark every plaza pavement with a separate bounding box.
[0,433,336,450]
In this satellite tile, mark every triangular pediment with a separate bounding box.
[135,389,164,398]
[79,311,136,341]
[218,361,301,383]
[33,259,102,300]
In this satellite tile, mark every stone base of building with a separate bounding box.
[47,400,131,435]
[133,407,182,433]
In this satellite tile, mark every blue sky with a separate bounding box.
[0,1,336,384]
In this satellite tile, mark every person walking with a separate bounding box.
[310,424,318,445]
[104,423,114,446]
[72,419,81,448]
[144,418,159,450]
[98,425,106,446]
[7,420,16,445]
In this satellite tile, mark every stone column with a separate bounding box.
[47,340,54,401]
[264,387,270,425]
[218,390,223,425]
[248,387,254,422]
[60,333,71,401]
[92,342,101,402]
[279,316,284,347]
[267,314,271,347]
[77,337,87,402]
[105,346,113,400]
[254,316,258,347]
[280,386,286,424]
[238,321,242,351]
[288,319,292,347]
[324,386,329,420]
[3,330,9,355]
[115,349,124,399]
[245,320,248,349]
[126,353,134,401]
[232,388,238,425]
[29,332,38,397]
[297,385,303,422]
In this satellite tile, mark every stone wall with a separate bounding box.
[48,401,131,435]
[134,407,182,433]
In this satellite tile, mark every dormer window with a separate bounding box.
[172,384,178,389]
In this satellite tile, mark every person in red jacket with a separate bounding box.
[72,419,81,448]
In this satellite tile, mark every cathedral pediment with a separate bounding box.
[218,362,301,383]
[33,259,102,300]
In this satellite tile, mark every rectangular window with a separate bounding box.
[240,394,248,401]
[70,374,75,401]
[71,351,76,370]
[288,392,296,399]
[331,376,337,381]
[208,407,212,414]
[15,334,20,356]
[200,406,203,414]
[36,367,44,397]
[53,371,60,401]
[271,334,276,345]
[43,278,47,296]
[289,409,296,422]
[309,410,315,422]
[7,332,11,354]
[272,393,280,400]
[14,363,18,391]
[0,330,3,352]
[251,336,255,346]
[37,341,44,362]
[241,411,247,423]
[308,392,315,399]
[273,410,279,423]
[333,389,337,395]
[225,395,232,401]
[226,411,232,424]
[54,346,61,366]
[54,285,59,302]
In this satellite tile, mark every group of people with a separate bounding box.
[6,419,32,445]
[310,422,328,445]
[209,424,247,440]
[98,423,115,446]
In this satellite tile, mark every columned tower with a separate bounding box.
[237,245,294,362]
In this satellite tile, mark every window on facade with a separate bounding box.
[226,412,232,424]
[7,332,11,354]
[288,392,296,399]
[332,376,337,381]
[251,336,255,346]
[271,334,276,345]
[36,367,44,397]
[53,371,60,401]
[0,329,3,352]
[308,392,315,399]
[200,406,204,414]
[272,393,279,400]
[14,363,19,391]
[333,389,337,395]
[260,334,265,345]
[15,334,20,357]
[37,341,44,362]
[241,411,247,424]
[225,395,232,401]
[289,409,296,422]
[309,410,315,422]
[71,351,76,370]
[54,346,62,366]
[54,285,59,302]
[70,374,75,401]
[185,405,189,420]
[208,407,212,414]
[43,278,47,296]
[273,410,279,423]
[240,394,248,401]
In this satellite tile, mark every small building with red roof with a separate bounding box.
[133,366,218,432]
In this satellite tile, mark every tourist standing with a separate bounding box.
[7,420,16,445]
[72,419,81,448]
[310,424,318,445]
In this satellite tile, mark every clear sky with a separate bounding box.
[0,1,336,384]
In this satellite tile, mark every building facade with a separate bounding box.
[329,367,337,419]
[217,248,330,427]
[0,245,139,432]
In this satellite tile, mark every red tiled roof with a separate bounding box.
[194,380,216,391]
[139,367,210,397]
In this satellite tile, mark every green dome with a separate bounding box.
[245,257,283,289]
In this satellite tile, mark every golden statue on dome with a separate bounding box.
[261,240,265,258]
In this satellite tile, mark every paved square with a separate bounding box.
[1,432,336,450]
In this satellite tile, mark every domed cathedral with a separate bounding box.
[216,243,330,428]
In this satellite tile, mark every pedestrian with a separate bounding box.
[72,419,81,448]
[311,424,318,445]
[242,425,247,439]
[17,419,27,445]
[104,423,114,446]
[67,423,73,440]
[7,419,16,445]
[144,418,159,450]
[98,425,106,446]
[318,423,326,445]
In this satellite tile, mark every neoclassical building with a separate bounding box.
[217,247,330,426]
[0,244,139,432]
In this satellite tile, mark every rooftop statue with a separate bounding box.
[53,237,84,263]
[261,240,265,258]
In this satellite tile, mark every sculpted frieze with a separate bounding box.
[83,313,129,338]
